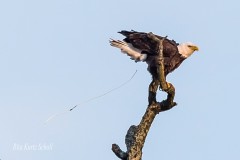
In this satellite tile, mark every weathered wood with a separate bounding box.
[112,32,177,160]
[127,103,160,160]
[112,144,128,160]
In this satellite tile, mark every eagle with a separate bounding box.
[110,30,199,78]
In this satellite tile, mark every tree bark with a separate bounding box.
[112,33,177,160]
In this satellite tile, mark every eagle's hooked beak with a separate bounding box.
[191,45,199,51]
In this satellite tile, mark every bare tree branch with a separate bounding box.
[112,33,177,160]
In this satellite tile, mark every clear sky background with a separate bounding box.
[0,0,240,159]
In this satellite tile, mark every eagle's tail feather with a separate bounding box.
[109,39,147,62]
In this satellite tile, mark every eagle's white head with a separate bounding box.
[177,42,199,58]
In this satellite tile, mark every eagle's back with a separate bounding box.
[119,30,185,76]
[119,30,178,57]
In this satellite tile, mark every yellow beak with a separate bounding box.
[191,46,199,51]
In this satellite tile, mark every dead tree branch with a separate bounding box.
[112,33,177,160]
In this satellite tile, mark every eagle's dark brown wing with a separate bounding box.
[119,30,179,57]
[118,30,185,76]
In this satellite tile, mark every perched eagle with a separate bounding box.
[110,30,199,78]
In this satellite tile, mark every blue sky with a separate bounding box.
[0,0,240,159]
